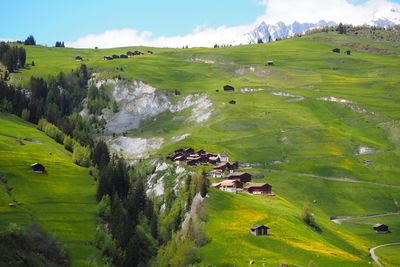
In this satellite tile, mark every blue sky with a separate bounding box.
[1,0,400,47]
[2,0,264,44]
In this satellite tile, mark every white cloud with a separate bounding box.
[256,0,398,25]
[66,0,400,48]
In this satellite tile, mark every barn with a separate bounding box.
[250,225,270,236]
[226,172,251,183]
[75,56,83,62]
[345,50,351,55]
[31,163,45,173]
[332,48,341,53]
[373,224,389,233]
[244,183,272,194]
[229,100,236,104]
[224,85,235,92]
[215,179,244,194]
[267,60,274,66]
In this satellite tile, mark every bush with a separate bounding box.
[63,135,74,152]
[72,143,91,167]
[21,108,30,121]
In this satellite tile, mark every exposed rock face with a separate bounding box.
[99,80,213,133]
[107,136,164,158]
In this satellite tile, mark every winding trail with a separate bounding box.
[330,211,400,225]
[370,243,400,267]
[268,169,400,189]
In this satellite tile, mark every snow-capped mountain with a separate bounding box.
[246,6,400,44]
[246,20,337,43]
[368,7,400,27]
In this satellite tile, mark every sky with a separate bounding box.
[1,0,400,48]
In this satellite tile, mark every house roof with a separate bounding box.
[244,183,270,189]
[220,180,242,187]
[227,172,249,177]
[250,224,270,230]
[374,224,387,228]
[31,163,43,167]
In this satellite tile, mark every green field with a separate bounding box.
[4,32,400,266]
[0,114,100,266]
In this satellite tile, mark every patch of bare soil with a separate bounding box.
[23,138,42,144]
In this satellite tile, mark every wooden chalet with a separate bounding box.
[147,50,154,54]
[224,85,235,92]
[244,183,272,194]
[112,54,119,59]
[213,162,235,172]
[126,51,134,56]
[218,153,229,162]
[75,56,83,62]
[267,60,274,66]
[373,224,389,233]
[214,179,243,193]
[103,56,113,60]
[250,225,270,236]
[120,54,128,58]
[226,172,251,183]
[31,163,45,173]
[229,100,236,104]
[332,48,340,53]
[345,50,351,55]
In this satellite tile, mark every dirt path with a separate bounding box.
[330,211,400,225]
[370,243,400,267]
[267,169,400,189]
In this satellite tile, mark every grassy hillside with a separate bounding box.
[0,114,100,266]
[5,32,400,266]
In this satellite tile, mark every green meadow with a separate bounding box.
[5,32,400,266]
[0,114,100,266]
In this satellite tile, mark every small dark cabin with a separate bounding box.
[267,61,274,66]
[224,85,235,92]
[373,224,389,233]
[103,56,113,60]
[112,54,119,59]
[75,56,83,62]
[31,163,45,173]
[120,54,128,58]
[332,48,340,53]
[229,100,236,104]
[250,225,270,236]
[345,50,351,55]
[147,50,153,54]
[127,51,134,56]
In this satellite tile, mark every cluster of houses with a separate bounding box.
[103,50,153,61]
[332,48,351,55]
[168,148,230,167]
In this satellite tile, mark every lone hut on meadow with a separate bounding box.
[267,60,274,66]
[31,163,45,173]
[332,48,341,53]
[75,56,83,62]
[373,224,389,233]
[250,225,270,236]
[224,85,235,92]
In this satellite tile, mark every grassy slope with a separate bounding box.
[0,114,100,266]
[7,33,400,266]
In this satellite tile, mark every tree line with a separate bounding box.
[0,64,92,146]
[92,140,209,266]
[0,42,26,73]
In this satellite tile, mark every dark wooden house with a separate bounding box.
[226,172,251,183]
[147,50,153,54]
[112,54,120,59]
[103,56,113,60]
[229,100,236,104]
[250,225,270,236]
[224,85,235,92]
[120,54,128,58]
[345,50,351,55]
[31,163,45,173]
[213,162,235,172]
[127,51,134,56]
[373,224,389,233]
[244,183,272,194]
[75,56,83,62]
[332,48,340,53]
[267,61,274,66]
